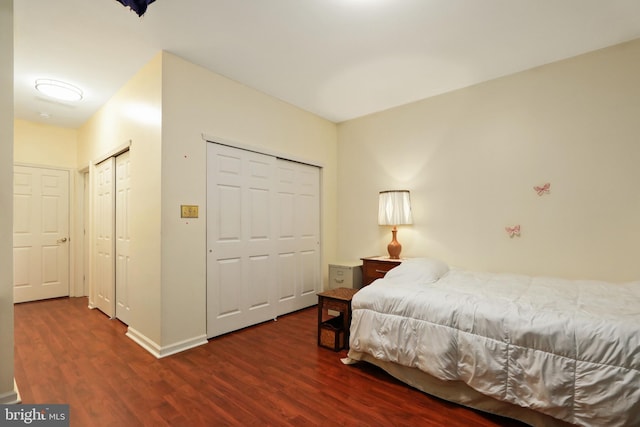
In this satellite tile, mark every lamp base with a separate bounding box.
[387,226,402,259]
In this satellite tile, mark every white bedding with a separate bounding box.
[348,260,640,427]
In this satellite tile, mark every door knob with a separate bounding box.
[57,237,68,243]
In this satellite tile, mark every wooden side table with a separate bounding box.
[317,287,358,351]
[361,256,403,286]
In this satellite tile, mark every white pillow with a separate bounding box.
[383,257,449,284]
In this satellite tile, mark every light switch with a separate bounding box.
[181,205,199,218]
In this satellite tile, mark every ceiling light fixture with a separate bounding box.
[35,79,83,102]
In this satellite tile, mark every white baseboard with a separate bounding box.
[0,379,21,404]
[126,327,207,359]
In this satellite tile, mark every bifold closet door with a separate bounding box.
[207,143,279,338]
[93,151,131,321]
[94,157,115,317]
[115,151,132,324]
[207,142,321,338]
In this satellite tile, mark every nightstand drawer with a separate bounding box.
[361,257,403,286]
[363,260,394,281]
[324,298,348,312]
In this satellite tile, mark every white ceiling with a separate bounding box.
[13,0,640,128]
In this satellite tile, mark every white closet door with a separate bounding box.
[94,157,115,318]
[13,166,70,303]
[115,151,132,324]
[275,160,320,314]
[207,143,278,338]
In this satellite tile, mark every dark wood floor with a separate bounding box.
[14,297,526,427]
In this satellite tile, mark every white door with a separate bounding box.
[207,143,278,338]
[275,160,320,314]
[94,157,115,317]
[115,151,132,324]
[13,166,70,303]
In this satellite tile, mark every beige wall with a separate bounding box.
[14,119,83,297]
[337,39,640,282]
[0,0,18,404]
[14,119,78,168]
[160,52,338,347]
[78,51,338,354]
[78,52,163,345]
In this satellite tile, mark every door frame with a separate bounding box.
[74,167,90,299]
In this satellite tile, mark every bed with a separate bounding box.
[345,258,640,427]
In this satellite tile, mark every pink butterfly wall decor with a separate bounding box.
[534,183,551,196]
[505,225,521,238]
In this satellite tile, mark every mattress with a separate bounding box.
[348,259,640,427]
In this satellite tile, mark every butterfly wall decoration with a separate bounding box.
[505,225,521,238]
[534,182,551,196]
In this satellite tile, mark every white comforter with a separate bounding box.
[349,262,640,427]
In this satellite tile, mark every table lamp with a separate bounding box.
[378,190,413,259]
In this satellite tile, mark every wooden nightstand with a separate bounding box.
[317,287,358,351]
[361,256,403,286]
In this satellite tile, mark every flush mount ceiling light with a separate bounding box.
[35,79,83,102]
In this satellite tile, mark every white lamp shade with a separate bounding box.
[378,190,413,226]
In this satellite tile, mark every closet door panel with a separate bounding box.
[94,157,115,317]
[115,151,132,325]
[275,160,320,314]
[207,143,277,338]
